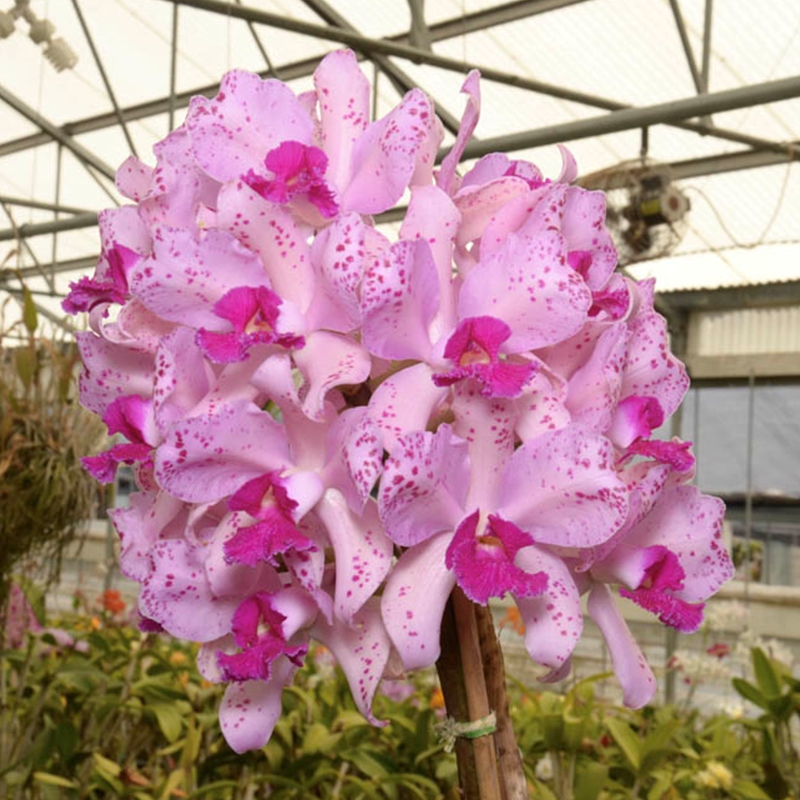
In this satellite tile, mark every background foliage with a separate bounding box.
[1,594,797,800]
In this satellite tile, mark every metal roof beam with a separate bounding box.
[0,195,93,215]
[0,0,584,158]
[0,212,100,243]
[458,75,800,159]
[0,255,98,283]
[0,83,117,181]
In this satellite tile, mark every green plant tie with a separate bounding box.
[435,711,497,753]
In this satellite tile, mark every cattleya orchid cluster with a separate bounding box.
[64,50,733,753]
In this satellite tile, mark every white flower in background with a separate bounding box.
[674,649,733,684]
[704,601,748,632]
[535,754,554,781]
[715,698,745,719]
[695,761,734,790]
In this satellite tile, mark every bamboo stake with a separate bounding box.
[475,604,529,800]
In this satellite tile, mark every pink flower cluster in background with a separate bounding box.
[64,51,733,753]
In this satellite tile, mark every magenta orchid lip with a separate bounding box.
[65,49,733,755]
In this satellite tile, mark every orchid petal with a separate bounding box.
[555,144,578,184]
[314,598,391,726]
[342,89,440,214]
[361,239,440,361]
[379,425,468,547]
[453,176,530,250]
[217,181,315,313]
[219,659,296,753]
[515,546,582,675]
[459,230,591,351]
[437,70,480,195]
[381,532,456,670]
[621,311,689,420]
[498,426,628,548]
[77,332,154,417]
[560,188,617,290]
[139,540,238,642]
[313,50,370,195]
[187,70,313,183]
[155,401,291,502]
[116,155,153,201]
[317,491,392,623]
[587,585,656,708]
[293,331,371,421]
[399,186,461,339]
[367,363,447,453]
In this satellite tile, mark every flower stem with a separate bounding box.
[436,588,503,800]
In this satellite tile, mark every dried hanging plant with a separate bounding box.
[0,285,106,617]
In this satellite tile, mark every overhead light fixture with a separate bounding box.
[0,0,78,71]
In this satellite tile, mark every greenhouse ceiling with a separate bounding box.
[1,0,800,329]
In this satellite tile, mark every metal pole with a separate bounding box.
[0,195,91,215]
[457,74,800,159]
[744,370,755,601]
[0,255,99,282]
[668,0,704,95]
[0,84,117,181]
[70,0,139,156]
[235,0,280,78]
[701,0,714,93]
[0,212,99,243]
[51,143,63,287]
[169,4,179,132]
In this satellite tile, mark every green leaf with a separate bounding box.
[22,285,38,332]
[575,761,609,800]
[33,772,79,789]
[606,717,641,770]
[150,703,183,743]
[732,779,772,800]
[752,648,781,698]
[732,678,769,711]
[300,722,341,755]
[93,752,121,778]
[14,346,36,389]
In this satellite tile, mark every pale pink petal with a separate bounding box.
[152,327,214,435]
[342,89,440,214]
[620,485,732,602]
[323,407,383,511]
[560,188,618,290]
[139,128,220,229]
[216,181,315,313]
[450,383,515,509]
[187,70,313,183]
[380,532,456,670]
[399,186,461,339]
[313,50,370,195]
[109,490,187,582]
[587,585,656,709]
[116,155,153,201]
[155,401,291,503]
[498,426,628,548]
[453,176,530,250]
[219,659,296,753]
[293,331,371,421]
[306,212,368,333]
[316,491,392,623]
[459,152,512,188]
[360,239,439,361]
[514,370,571,442]
[437,70,480,195]
[515,546,583,675]
[459,230,591,351]
[77,332,155,417]
[97,206,151,257]
[129,228,271,329]
[563,323,628,433]
[621,311,689,420]
[379,425,468,547]
[313,598,391,726]
[555,144,578,184]
[139,540,238,642]
[367,363,447,452]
